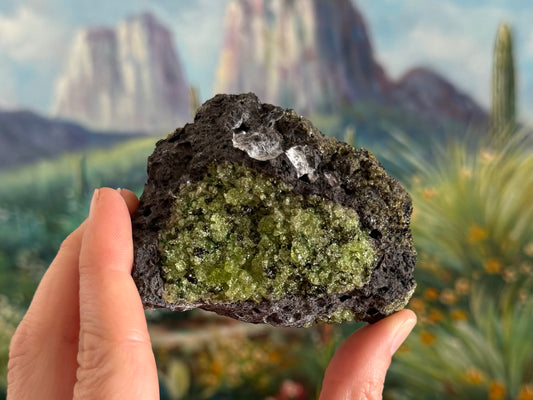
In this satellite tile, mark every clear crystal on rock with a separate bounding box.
[324,172,339,187]
[232,128,284,161]
[286,145,320,182]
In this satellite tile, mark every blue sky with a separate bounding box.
[0,0,531,123]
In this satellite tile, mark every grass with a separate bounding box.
[0,136,158,207]
[0,137,158,303]
[383,129,533,400]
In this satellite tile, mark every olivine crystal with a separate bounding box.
[159,162,375,304]
[132,93,416,327]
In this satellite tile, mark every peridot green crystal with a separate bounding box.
[159,162,376,304]
[313,308,358,325]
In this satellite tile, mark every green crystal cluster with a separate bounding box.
[159,162,376,304]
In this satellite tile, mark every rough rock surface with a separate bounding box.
[132,93,416,326]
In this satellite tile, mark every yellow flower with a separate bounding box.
[451,309,468,321]
[422,188,437,200]
[502,267,517,282]
[410,298,426,314]
[424,287,439,301]
[489,381,506,400]
[440,289,457,305]
[420,330,436,345]
[520,263,532,275]
[480,149,496,162]
[268,350,281,363]
[464,368,484,385]
[518,384,533,400]
[428,309,444,323]
[210,360,223,376]
[395,342,410,353]
[468,225,488,244]
[484,259,502,274]
[460,167,473,178]
[454,278,471,295]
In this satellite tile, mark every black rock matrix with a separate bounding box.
[132,93,416,327]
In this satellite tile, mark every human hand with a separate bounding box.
[7,188,159,399]
[319,309,416,399]
[7,187,415,400]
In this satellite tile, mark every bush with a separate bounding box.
[385,130,533,399]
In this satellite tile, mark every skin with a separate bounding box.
[7,187,416,400]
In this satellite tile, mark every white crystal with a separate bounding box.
[286,145,318,181]
[324,172,339,187]
[232,130,283,161]
[231,112,249,130]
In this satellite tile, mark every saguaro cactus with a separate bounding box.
[74,153,89,200]
[490,23,516,141]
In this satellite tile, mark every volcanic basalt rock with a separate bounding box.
[132,93,416,327]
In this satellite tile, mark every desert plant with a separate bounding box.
[407,131,532,292]
[384,129,532,399]
[0,137,157,303]
[388,283,532,400]
[74,153,89,200]
[490,23,516,143]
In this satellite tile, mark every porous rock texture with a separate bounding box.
[132,93,416,327]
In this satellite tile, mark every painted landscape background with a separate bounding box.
[1,0,532,398]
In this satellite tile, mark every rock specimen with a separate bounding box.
[132,93,416,327]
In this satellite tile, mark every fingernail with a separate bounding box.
[116,187,122,193]
[89,189,100,217]
[390,317,416,354]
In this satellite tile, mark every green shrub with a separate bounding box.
[385,130,533,399]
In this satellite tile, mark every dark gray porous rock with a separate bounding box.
[132,93,416,327]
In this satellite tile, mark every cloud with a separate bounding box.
[0,63,17,109]
[0,6,68,63]
[526,29,533,55]
[379,23,490,107]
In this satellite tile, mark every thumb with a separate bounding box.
[75,188,158,399]
[319,309,416,400]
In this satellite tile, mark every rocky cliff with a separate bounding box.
[214,0,486,127]
[53,13,190,134]
[214,0,389,115]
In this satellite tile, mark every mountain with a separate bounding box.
[0,109,142,170]
[391,68,487,127]
[214,0,487,127]
[214,0,389,115]
[53,12,190,134]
